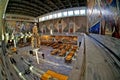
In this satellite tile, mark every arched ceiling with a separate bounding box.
[6,0,86,17]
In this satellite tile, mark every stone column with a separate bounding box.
[0,0,9,40]
[0,0,12,80]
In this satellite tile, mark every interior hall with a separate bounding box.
[0,0,120,80]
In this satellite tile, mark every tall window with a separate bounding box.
[45,16,48,20]
[57,12,62,18]
[80,10,85,15]
[74,10,80,15]
[53,13,57,18]
[42,17,45,21]
[38,7,86,22]
[68,11,74,16]
[63,11,67,17]
[39,18,42,21]
[49,15,52,19]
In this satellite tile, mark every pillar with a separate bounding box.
[0,0,12,80]
[0,0,9,41]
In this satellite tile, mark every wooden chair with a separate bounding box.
[59,49,66,56]
[65,51,74,63]
[41,70,68,80]
[51,49,59,55]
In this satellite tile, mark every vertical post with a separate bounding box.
[116,0,120,37]
[99,20,101,34]
[0,0,12,80]
[35,50,39,64]
[0,0,9,40]
[116,0,119,14]
[33,49,39,64]
[86,7,89,33]
[13,39,16,48]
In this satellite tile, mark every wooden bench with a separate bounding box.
[11,47,17,53]
[51,43,58,47]
[41,70,68,80]
[58,45,65,50]
[71,46,78,52]
[53,45,59,49]
[51,49,59,55]
[41,73,52,80]
[65,51,75,63]
[46,42,54,46]
[59,49,66,56]
[65,46,71,51]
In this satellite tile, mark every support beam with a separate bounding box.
[80,0,86,6]
[66,0,72,7]
[0,0,9,40]
[76,0,80,6]
[7,6,44,14]
[8,12,36,17]
[8,0,54,12]
[116,0,120,13]
[7,10,40,17]
[22,1,49,12]
[48,0,59,9]
[9,1,48,13]
[7,8,40,15]
[36,0,54,11]
[0,0,16,80]
[7,4,45,16]
[57,0,65,8]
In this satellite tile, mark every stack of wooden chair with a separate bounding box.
[51,49,59,55]
[59,49,66,56]
[65,51,75,63]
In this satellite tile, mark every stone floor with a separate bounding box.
[17,45,75,76]
[84,35,120,80]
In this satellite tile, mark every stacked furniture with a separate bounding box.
[51,49,59,55]
[41,70,68,80]
[65,51,75,63]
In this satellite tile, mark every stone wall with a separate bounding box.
[39,16,87,33]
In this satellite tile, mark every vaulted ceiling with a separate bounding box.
[6,0,86,17]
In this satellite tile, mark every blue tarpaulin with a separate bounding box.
[89,22,100,34]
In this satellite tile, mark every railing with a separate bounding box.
[68,35,86,80]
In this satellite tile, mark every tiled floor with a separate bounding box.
[17,45,75,76]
